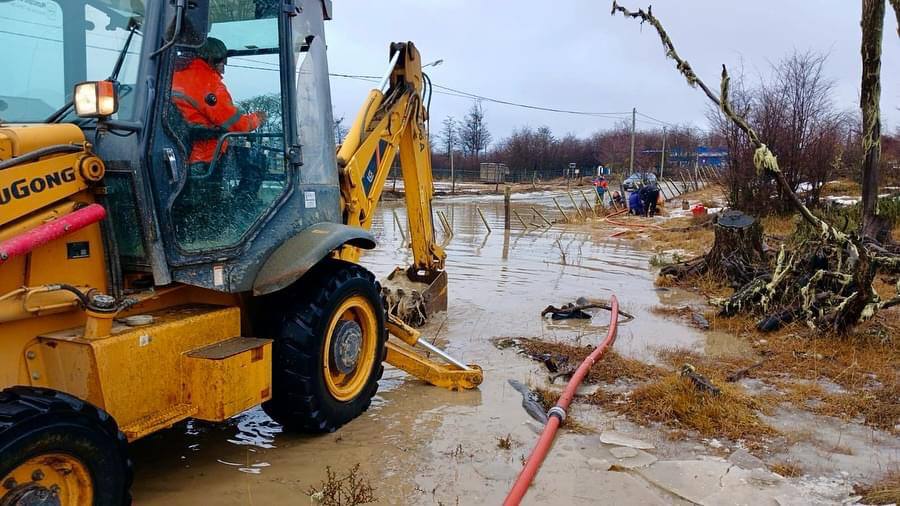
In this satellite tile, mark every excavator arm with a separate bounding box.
[335,42,445,274]
[332,42,481,391]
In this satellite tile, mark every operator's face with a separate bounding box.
[215,62,226,76]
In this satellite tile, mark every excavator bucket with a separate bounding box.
[382,267,448,326]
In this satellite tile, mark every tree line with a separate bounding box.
[432,103,707,182]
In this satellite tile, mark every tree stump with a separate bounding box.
[706,210,768,286]
[660,210,768,287]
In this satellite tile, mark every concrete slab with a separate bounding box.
[634,459,807,506]
[599,430,655,450]
[727,449,767,470]
[609,448,658,470]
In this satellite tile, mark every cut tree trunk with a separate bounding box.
[706,210,768,285]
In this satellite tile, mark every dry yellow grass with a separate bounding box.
[702,311,900,432]
[855,471,900,505]
[645,217,715,258]
[590,374,775,446]
[509,338,664,384]
[760,214,798,237]
[657,348,756,379]
[532,387,594,433]
[677,184,727,205]
[821,179,862,198]
[770,461,804,478]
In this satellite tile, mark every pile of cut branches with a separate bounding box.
[612,1,900,334]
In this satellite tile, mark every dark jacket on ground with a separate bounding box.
[628,191,644,215]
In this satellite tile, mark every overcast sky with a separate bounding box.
[324,0,899,143]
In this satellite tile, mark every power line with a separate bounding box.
[430,82,633,118]
[329,71,671,123]
[636,111,675,127]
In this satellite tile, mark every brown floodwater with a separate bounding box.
[128,191,792,504]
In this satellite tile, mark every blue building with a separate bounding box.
[641,146,728,170]
[666,146,728,168]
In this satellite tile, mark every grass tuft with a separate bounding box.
[855,471,900,505]
[509,338,663,384]
[769,461,803,478]
[590,373,776,445]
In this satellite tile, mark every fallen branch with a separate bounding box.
[679,364,720,395]
[541,301,635,322]
[726,359,767,382]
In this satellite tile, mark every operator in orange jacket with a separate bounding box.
[172,37,266,165]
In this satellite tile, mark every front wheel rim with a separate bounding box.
[1,453,94,506]
[322,295,379,402]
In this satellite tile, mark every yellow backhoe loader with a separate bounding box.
[0,0,481,503]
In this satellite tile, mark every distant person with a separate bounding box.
[639,183,661,216]
[628,190,644,216]
[611,190,625,207]
[593,175,609,201]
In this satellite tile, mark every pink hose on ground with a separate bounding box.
[503,296,619,505]
[0,204,106,265]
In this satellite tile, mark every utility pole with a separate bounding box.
[450,144,455,194]
[448,121,456,194]
[629,107,636,177]
[694,150,700,191]
[659,127,667,180]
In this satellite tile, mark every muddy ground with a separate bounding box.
[130,188,898,505]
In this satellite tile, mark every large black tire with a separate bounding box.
[263,260,387,433]
[0,387,132,505]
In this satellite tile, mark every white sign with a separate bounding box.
[304,191,317,209]
[213,265,224,286]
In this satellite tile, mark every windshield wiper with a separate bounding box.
[44,18,142,124]
[109,18,141,82]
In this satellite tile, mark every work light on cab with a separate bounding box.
[74,81,119,118]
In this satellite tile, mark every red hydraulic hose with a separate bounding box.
[0,204,106,265]
[504,295,620,506]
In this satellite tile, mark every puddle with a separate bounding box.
[129,191,885,504]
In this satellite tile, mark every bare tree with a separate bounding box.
[706,71,762,212]
[438,116,457,159]
[238,93,281,133]
[333,115,348,145]
[709,52,848,213]
[459,101,492,162]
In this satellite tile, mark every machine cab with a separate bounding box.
[137,0,343,293]
[1,0,344,294]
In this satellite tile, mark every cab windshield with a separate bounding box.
[0,0,144,123]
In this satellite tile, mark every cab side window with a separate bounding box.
[166,1,287,252]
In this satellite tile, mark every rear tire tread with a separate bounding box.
[264,260,386,433]
[0,386,133,505]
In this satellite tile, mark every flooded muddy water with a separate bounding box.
[129,191,880,504]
